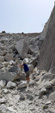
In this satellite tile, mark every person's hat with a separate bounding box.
[23,59,26,64]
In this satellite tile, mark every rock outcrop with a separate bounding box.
[38,6,55,73]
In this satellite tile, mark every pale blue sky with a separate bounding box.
[0,0,54,33]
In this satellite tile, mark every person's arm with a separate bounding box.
[19,64,24,68]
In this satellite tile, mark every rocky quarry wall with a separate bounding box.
[38,6,55,73]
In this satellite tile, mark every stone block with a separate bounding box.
[4,53,14,61]
[9,65,19,73]
[18,81,27,89]
[0,72,17,82]
[6,81,16,88]
[15,39,28,58]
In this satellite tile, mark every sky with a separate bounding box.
[0,0,54,33]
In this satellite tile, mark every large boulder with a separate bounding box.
[8,65,19,73]
[0,72,17,82]
[15,39,28,58]
[4,53,14,61]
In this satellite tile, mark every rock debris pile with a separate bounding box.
[0,6,55,113]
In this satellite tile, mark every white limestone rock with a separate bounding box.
[0,80,6,88]
[18,81,27,89]
[6,81,16,89]
[0,97,6,104]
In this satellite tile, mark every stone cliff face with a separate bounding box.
[38,6,55,73]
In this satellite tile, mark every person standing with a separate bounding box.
[20,60,30,84]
